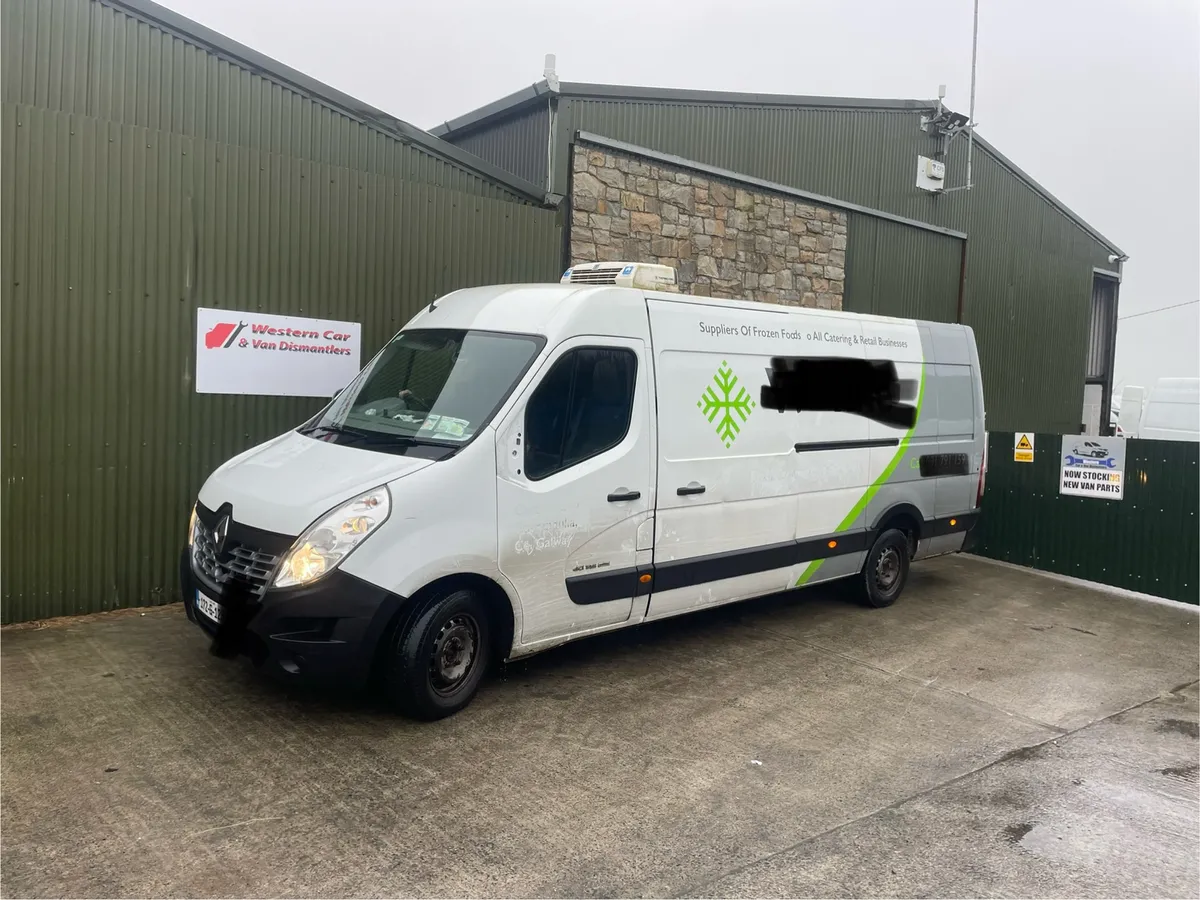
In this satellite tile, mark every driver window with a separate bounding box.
[524,347,637,481]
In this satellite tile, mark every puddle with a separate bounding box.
[1003,822,1034,844]
[1156,718,1199,740]
[1158,763,1199,783]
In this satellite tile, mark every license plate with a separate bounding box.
[195,591,223,624]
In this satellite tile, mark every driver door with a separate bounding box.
[495,336,655,647]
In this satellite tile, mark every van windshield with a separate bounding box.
[302,328,543,449]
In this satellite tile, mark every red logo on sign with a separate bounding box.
[204,322,246,349]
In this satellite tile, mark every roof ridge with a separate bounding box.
[430,79,935,137]
[433,79,1123,255]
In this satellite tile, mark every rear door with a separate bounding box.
[927,324,978,518]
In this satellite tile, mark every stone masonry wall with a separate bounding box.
[569,145,847,309]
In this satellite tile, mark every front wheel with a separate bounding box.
[859,528,911,608]
[384,589,491,720]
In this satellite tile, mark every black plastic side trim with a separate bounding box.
[653,540,800,593]
[564,513,980,606]
[634,564,655,598]
[794,438,899,453]
[565,565,639,605]
[568,530,872,603]
[926,511,980,537]
[794,529,875,563]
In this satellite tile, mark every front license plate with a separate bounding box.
[195,591,223,624]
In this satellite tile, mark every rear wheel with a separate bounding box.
[859,528,911,608]
[383,589,491,720]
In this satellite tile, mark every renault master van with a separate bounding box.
[182,262,986,719]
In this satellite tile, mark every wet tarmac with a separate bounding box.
[2,555,1197,897]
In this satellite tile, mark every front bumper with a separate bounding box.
[180,548,406,689]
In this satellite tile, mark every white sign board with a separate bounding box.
[1059,436,1126,501]
[195,307,361,397]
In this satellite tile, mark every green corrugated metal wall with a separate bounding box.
[974,433,1198,605]
[448,101,550,189]
[1,0,533,204]
[0,0,561,623]
[445,93,1118,434]
[843,213,960,321]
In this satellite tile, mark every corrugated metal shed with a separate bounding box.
[2,0,549,203]
[1,0,562,623]
[436,81,1125,435]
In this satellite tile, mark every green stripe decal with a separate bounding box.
[794,363,926,587]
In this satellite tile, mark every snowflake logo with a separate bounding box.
[698,360,756,448]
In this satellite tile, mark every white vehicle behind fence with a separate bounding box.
[1117,378,1199,442]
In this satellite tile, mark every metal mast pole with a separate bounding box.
[966,0,979,189]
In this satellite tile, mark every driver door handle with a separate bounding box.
[607,490,641,502]
[677,483,706,496]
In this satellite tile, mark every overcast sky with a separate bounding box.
[159,0,1199,393]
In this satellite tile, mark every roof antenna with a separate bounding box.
[427,294,438,312]
[543,53,559,91]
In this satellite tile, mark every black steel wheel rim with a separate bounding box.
[429,612,480,695]
[875,546,902,593]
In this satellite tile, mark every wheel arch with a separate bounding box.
[871,503,924,555]
[371,572,519,685]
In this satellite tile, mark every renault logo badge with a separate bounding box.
[213,515,230,553]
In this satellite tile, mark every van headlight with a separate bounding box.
[273,486,391,589]
[187,505,199,546]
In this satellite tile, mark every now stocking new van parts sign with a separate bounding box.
[195,307,361,398]
[1059,435,1126,500]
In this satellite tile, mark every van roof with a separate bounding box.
[405,282,927,340]
[1148,377,1200,400]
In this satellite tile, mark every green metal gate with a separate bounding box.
[974,433,1198,605]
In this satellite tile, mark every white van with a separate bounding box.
[182,263,987,719]
[1135,378,1200,442]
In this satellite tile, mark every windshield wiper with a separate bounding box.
[341,428,427,446]
[299,422,435,447]
[297,423,351,438]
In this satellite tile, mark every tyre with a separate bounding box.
[384,589,491,720]
[859,528,911,608]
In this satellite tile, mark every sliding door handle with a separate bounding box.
[677,483,706,496]
[607,490,641,502]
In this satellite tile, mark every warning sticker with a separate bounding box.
[1014,432,1035,463]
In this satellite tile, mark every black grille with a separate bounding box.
[193,519,280,592]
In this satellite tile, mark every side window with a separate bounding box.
[524,347,638,480]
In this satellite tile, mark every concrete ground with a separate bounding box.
[2,555,1197,899]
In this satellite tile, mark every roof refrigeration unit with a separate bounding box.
[561,262,679,291]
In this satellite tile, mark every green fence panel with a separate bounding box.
[974,433,1199,604]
